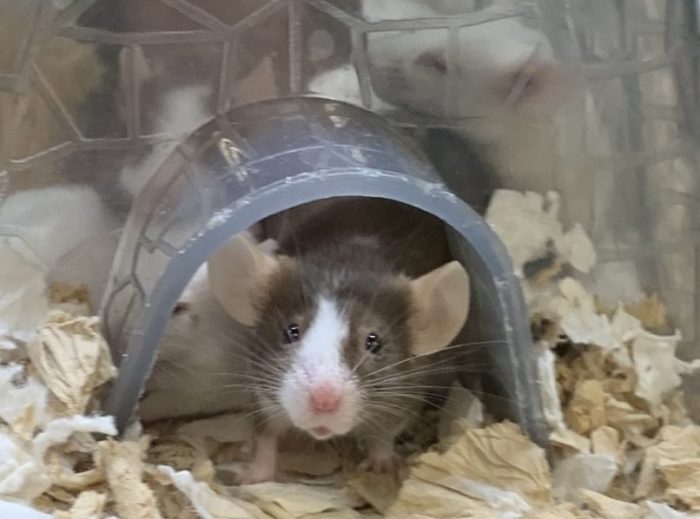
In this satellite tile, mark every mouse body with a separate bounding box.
[308,0,571,202]
[364,14,568,193]
[205,197,471,483]
[137,263,254,422]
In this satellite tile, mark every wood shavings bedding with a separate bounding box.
[28,310,116,416]
[1,189,700,518]
[385,421,549,518]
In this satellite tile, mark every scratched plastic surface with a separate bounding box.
[0,0,699,425]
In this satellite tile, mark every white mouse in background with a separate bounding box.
[0,185,116,345]
[365,18,565,120]
[0,185,115,270]
[360,0,568,117]
[308,0,571,190]
[118,83,214,198]
[311,0,566,119]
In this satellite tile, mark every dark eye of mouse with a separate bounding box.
[366,333,382,354]
[283,323,300,344]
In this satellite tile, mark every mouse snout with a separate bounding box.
[308,382,342,414]
[279,369,360,437]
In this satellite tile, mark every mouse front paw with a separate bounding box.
[358,447,400,474]
[358,432,402,474]
[238,433,279,485]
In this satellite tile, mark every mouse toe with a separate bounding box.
[358,452,400,474]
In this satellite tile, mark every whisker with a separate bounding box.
[363,339,506,380]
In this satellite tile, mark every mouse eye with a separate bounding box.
[365,333,382,354]
[283,323,300,344]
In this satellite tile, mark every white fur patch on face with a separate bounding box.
[279,295,361,438]
[299,296,348,367]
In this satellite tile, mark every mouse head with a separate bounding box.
[367,17,571,122]
[207,233,470,440]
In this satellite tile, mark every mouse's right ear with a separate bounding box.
[207,233,279,326]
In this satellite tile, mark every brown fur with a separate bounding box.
[262,197,452,276]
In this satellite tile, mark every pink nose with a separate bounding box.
[309,383,342,414]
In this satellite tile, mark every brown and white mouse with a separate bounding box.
[204,197,470,483]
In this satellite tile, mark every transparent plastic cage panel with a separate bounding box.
[0,0,41,75]
[34,38,124,140]
[301,4,353,79]
[186,0,270,26]
[137,42,223,135]
[76,0,205,32]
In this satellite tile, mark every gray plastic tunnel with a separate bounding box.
[100,96,547,444]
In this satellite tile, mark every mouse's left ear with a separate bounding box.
[408,260,470,356]
[207,232,279,326]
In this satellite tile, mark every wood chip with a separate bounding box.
[98,438,163,519]
[27,311,116,415]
